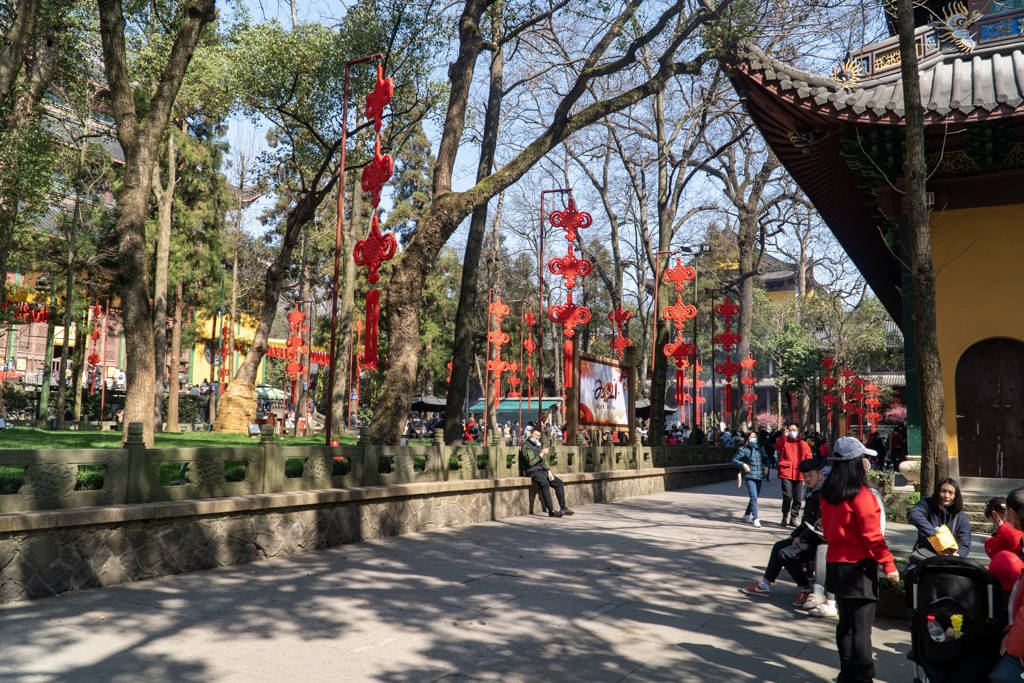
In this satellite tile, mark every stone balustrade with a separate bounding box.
[0,423,736,603]
[0,423,735,513]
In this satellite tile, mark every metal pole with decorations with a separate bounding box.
[523,308,537,411]
[546,198,593,400]
[740,355,757,426]
[865,382,882,433]
[485,295,510,442]
[87,302,102,395]
[820,356,838,435]
[660,258,697,418]
[840,367,856,435]
[714,296,742,428]
[609,306,632,360]
[852,375,868,438]
[325,55,391,444]
[694,362,706,427]
[285,307,308,406]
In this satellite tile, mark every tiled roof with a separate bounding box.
[740,36,1024,123]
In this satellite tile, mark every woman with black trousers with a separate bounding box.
[820,437,899,683]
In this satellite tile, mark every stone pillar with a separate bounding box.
[259,424,283,494]
[432,432,447,481]
[125,422,149,504]
[359,427,379,486]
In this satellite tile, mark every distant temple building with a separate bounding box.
[731,1,1024,479]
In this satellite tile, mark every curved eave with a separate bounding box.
[729,65,904,325]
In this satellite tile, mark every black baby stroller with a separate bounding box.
[904,555,1007,683]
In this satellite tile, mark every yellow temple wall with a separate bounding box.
[929,204,1024,463]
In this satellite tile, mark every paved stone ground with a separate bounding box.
[0,478,939,682]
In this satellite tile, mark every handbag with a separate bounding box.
[990,653,1024,683]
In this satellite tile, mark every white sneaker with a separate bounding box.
[752,518,762,528]
[801,592,826,611]
[743,514,753,524]
[808,601,838,619]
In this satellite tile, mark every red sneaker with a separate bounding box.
[793,589,812,607]
[740,582,771,597]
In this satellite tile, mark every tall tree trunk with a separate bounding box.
[736,209,756,429]
[35,289,57,427]
[165,280,183,432]
[445,2,505,444]
[649,88,672,445]
[897,0,948,492]
[72,307,87,422]
[97,0,216,446]
[151,129,176,431]
[294,234,310,436]
[214,180,334,432]
[54,207,77,430]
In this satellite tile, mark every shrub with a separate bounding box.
[884,404,907,423]
[755,411,779,430]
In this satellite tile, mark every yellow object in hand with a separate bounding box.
[927,525,958,554]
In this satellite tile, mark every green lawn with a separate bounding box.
[0,427,359,450]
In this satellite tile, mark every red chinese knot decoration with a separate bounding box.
[820,356,837,431]
[546,198,593,388]
[523,308,537,409]
[487,296,511,419]
[659,257,696,410]
[608,306,632,359]
[740,355,757,424]
[351,64,396,371]
[714,296,743,416]
[285,307,309,403]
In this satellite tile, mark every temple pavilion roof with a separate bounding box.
[728,15,1024,325]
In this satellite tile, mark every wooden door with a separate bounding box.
[956,338,1024,478]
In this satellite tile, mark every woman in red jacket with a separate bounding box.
[820,437,899,683]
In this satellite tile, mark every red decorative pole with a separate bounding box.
[659,258,696,414]
[852,375,868,438]
[486,295,511,440]
[714,296,742,426]
[87,302,101,395]
[285,307,308,404]
[820,356,837,432]
[840,367,856,434]
[326,54,388,444]
[538,189,573,427]
[740,354,757,426]
[546,198,593,393]
[694,361,706,427]
[608,306,632,360]
[523,308,537,411]
[865,382,882,433]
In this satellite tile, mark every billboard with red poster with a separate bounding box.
[577,353,632,430]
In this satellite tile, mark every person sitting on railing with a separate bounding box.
[519,427,574,519]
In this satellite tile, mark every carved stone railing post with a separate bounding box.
[359,427,379,486]
[259,424,283,494]
[125,422,149,503]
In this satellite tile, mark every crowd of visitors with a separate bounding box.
[728,425,1024,681]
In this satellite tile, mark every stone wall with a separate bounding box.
[0,464,732,604]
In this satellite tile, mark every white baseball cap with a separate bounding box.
[832,436,877,461]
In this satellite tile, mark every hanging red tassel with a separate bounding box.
[724,383,733,415]
[675,369,686,406]
[564,338,573,389]
[363,289,380,369]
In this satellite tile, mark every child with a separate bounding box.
[985,496,1024,559]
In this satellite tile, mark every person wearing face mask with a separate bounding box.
[906,477,972,571]
[741,458,825,602]
[731,430,768,527]
[519,427,574,518]
[774,424,814,528]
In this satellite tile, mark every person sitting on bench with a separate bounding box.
[519,427,574,518]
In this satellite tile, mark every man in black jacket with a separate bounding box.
[740,458,823,602]
[519,427,574,518]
